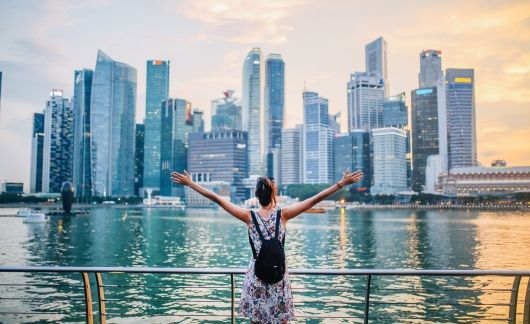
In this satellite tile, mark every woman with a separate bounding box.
[171,169,363,323]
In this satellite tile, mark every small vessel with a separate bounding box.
[21,210,47,223]
[16,208,35,217]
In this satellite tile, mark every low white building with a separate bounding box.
[371,127,408,195]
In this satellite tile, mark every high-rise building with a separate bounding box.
[42,90,74,193]
[211,90,242,131]
[72,69,93,200]
[143,60,170,192]
[446,68,477,169]
[303,91,333,184]
[411,88,438,193]
[135,124,144,197]
[280,126,303,185]
[371,127,408,195]
[265,54,285,151]
[242,48,265,176]
[90,50,136,197]
[188,131,248,202]
[347,72,385,131]
[30,112,45,193]
[333,130,371,190]
[159,98,204,197]
[419,50,443,88]
[365,37,388,97]
[329,112,341,135]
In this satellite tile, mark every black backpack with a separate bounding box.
[248,210,286,284]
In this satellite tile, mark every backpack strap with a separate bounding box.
[250,210,266,241]
[248,233,257,260]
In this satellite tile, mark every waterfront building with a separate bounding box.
[347,72,385,131]
[188,131,248,202]
[135,124,144,197]
[72,69,93,200]
[333,130,371,190]
[90,50,136,197]
[143,60,170,192]
[371,127,408,195]
[30,112,45,193]
[446,68,477,169]
[365,37,389,97]
[438,166,530,196]
[159,98,204,197]
[303,91,333,184]
[1,182,24,194]
[242,48,265,176]
[265,53,285,151]
[280,126,303,185]
[42,90,73,193]
[185,180,231,208]
[419,50,443,88]
[211,90,242,131]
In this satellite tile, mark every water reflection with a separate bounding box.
[0,208,529,322]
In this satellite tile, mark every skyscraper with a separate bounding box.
[90,50,136,197]
[446,68,477,169]
[411,88,438,192]
[211,90,242,131]
[365,37,388,97]
[188,131,248,202]
[265,53,285,151]
[159,98,204,197]
[333,130,371,190]
[280,126,303,185]
[419,50,443,88]
[143,60,170,192]
[42,90,74,193]
[72,69,93,200]
[135,124,144,197]
[347,72,385,131]
[303,91,333,184]
[371,127,408,195]
[30,112,45,193]
[242,48,265,176]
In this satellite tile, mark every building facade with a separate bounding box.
[365,37,389,97]
[242,48,265,176]
[72,69,93,200]
[419,50,443,88]
[446,68,477,169]
[143,60,170,192]
[30,112,45,193]
[347,72,385,131]
[211,90,242,131]
[90,50,136,197]
[265,53,285,151]
[135,124,144,196]
[333,130,371,190]
[188,131,248,202]
[280,126,303,185]
[42,90,74,193]
[371,127,408,195]
[303,91,333,184]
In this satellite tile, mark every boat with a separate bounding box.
[16,208,36,217]
[21,210,47,223]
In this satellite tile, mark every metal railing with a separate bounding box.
[1,266,529,323]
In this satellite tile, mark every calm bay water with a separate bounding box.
[1,207,530,323]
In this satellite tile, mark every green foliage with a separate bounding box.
[0,193,48,204]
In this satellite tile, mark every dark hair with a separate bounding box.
[255,176,277,207]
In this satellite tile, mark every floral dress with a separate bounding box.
[239,209,295,322]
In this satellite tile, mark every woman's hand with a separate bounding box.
[171,170,193,186]
[337,169,363,187]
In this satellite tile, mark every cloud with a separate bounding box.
[166,0,307,44]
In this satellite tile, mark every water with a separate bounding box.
[1,207,530,323]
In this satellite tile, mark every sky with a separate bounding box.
[0,0,529,189]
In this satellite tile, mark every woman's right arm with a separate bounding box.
[282,170,363,221]
[171,171,250,224]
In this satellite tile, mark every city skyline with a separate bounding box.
[1,0,530,188]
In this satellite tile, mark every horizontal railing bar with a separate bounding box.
[0,283,83,287]
[1,266,530,276]
[377,287,514,292]
[0,311,85,315]
[370,301,512,306]
[102,284,228,289]
[0,297,86,301]
[102,298,230,303]
[104,313,231,317]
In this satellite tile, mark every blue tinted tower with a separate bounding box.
[265,54,285,151]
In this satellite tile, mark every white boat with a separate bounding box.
[16,208,34,217]
[21,210,47,223]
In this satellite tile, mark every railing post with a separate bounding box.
[230,273,235,324]
[509,276,521,324]
[81,272,94,324]
[524,277,530,324]
[364,274,372,324]
[95,272,107,324]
